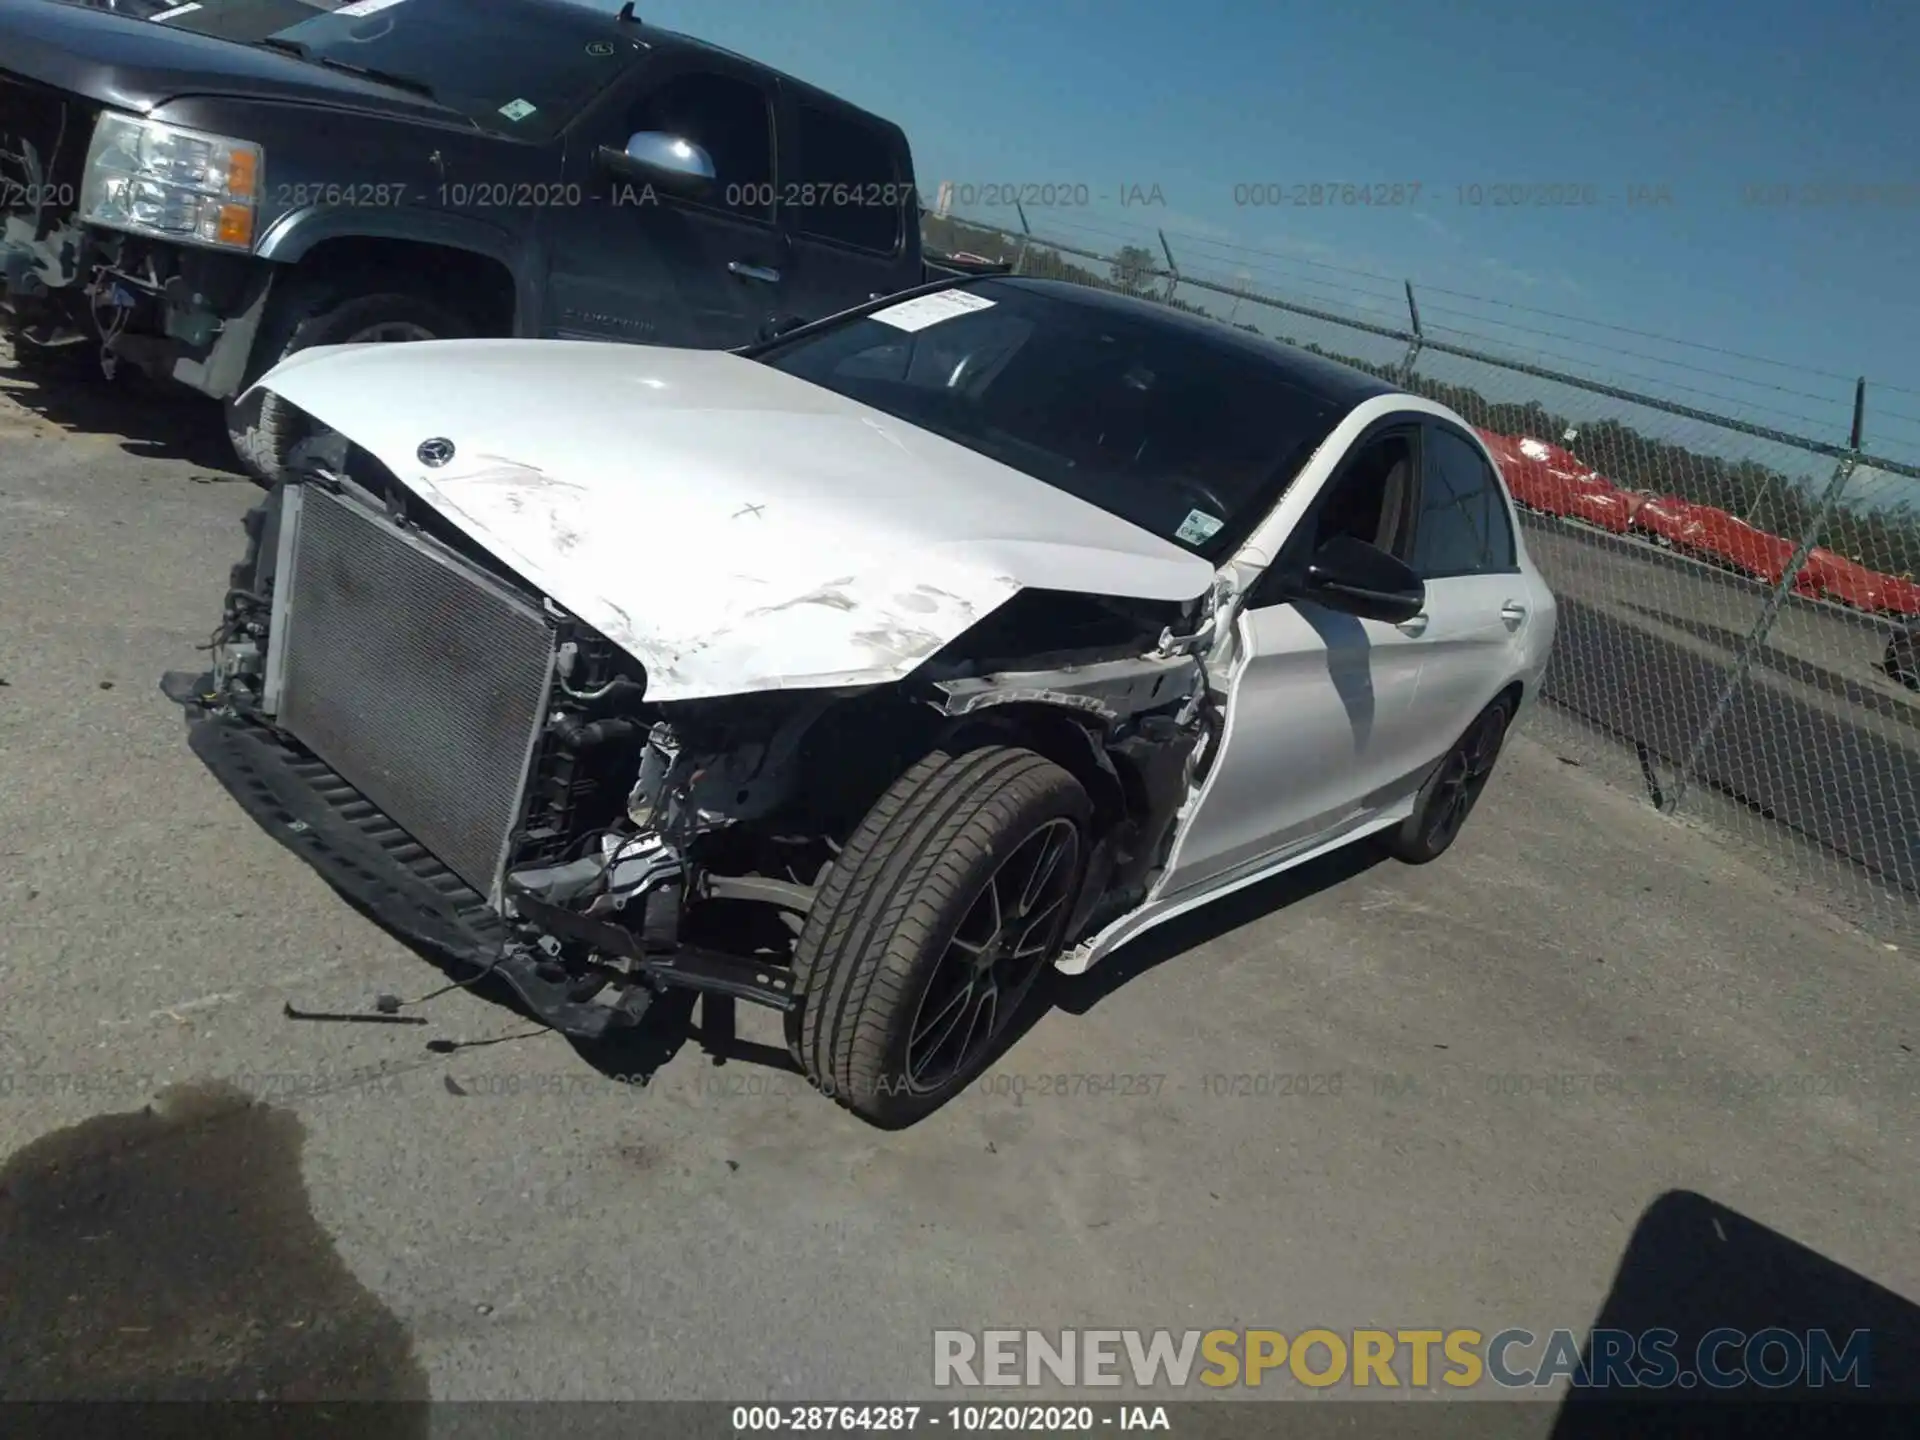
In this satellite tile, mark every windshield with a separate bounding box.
[753,279,1346,559]
[149,0,642,139]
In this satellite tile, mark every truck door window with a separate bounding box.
[625,72,774,223]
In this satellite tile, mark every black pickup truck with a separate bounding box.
[0,0,988,477]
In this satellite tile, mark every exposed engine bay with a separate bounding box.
[176,452,1227,1040]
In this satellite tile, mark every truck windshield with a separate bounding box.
[753,279,1347,561]
[149,0,642,140]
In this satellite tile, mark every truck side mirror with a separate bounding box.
[595,132,715,199]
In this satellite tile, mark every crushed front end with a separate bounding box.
[167,459,1222,1041]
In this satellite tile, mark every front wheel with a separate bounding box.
[225,285,468,484]
[786,747,1090,1128]
[1383,695,1513,864]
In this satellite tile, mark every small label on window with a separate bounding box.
[1175,508,1224,546]
[497,98,539,122]
[869,290,996,332]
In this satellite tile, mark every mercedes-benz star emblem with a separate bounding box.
[417,437,455,467]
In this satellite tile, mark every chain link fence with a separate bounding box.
[925,212,1920,948]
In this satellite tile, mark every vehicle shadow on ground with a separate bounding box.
[0,349,244,474]
[1549,1189,1920,1436]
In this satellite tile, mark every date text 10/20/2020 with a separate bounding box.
[730,1405,1172,1433]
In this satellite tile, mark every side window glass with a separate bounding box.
[623,72,773,223]
[1250,431,1415,607]
[1412,427,1516,577]
[790,102,903,253]
[1309,433,1414,556]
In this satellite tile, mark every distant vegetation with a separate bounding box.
[922,214,1916,578]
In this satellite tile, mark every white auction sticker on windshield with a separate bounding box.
[869,290,997,332]
[1176,508,1224,546]
[333,0,407,14]
[498,98,539,122]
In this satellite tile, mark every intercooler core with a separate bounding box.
[264,482,556,899]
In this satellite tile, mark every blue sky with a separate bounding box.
[610,0,1920,473]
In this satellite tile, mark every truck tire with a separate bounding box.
[787,747,1090,1128]
[1382,694,1513,864]
[225,285,469,484]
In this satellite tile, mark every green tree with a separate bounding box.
[1110,244,1157,293]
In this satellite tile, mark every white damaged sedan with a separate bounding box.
[168,276,1556,1127]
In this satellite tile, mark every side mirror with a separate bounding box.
[1299,534,1426,624]
[594,131,716,199]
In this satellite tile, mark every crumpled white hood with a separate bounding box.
[250,339,1213,702]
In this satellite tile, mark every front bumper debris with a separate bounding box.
[163,671,803,1033]
[163,671,654,1040]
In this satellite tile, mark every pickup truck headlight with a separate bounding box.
[78,112,262,250]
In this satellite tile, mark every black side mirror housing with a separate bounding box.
[1298,535,1426,624]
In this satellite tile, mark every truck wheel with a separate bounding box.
[225,286,468,484]
[1383,694,1513,864]
[787,747,1090,1128]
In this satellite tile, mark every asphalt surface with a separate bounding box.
[1,352,1918,1419]
[1520,516,1919,928]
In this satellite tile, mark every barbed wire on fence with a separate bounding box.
[1011,210,1898,398]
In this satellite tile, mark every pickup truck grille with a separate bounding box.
[267,483,556,900]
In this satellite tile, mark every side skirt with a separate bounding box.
[1053,800,1416,976]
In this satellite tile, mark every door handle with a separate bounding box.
[727,261,781,284]
[1396,612,1429,637]
[1500,600,1528,628]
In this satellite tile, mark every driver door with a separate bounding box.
[545,59,788,347]
[1154,422,1436,899]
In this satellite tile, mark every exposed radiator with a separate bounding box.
[266,483,556,899]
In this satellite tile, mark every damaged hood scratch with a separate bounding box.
[249,339,1217,702]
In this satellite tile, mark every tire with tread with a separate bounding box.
[1383,694,1513,864]
[225,283,468,484]
[787,746,1090,1128]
